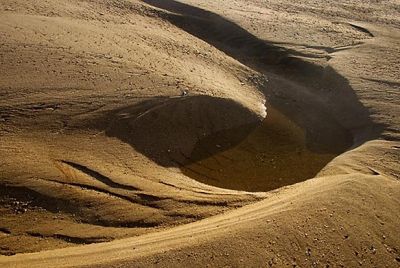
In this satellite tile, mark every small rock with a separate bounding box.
[181,89,189,97]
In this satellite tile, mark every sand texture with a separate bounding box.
[0,0,399,267]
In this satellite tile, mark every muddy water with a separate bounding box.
[180,107,338,192]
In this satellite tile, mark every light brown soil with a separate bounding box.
[0,0,399,267]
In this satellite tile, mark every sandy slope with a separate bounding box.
[0,0,399,267]
[2,172,399,267]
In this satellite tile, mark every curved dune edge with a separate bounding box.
[0,161,399,267]
[1,0,399,266]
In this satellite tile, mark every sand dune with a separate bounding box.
[0,0,399,267]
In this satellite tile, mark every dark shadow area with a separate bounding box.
[180,106,342,192]
[102,95,261,167]
[142,0,327,82]
[60,160,139,191]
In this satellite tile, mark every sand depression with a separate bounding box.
[97,91,354,192]
[89,0,371,192]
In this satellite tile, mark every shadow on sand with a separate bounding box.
[96,0,384,191]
